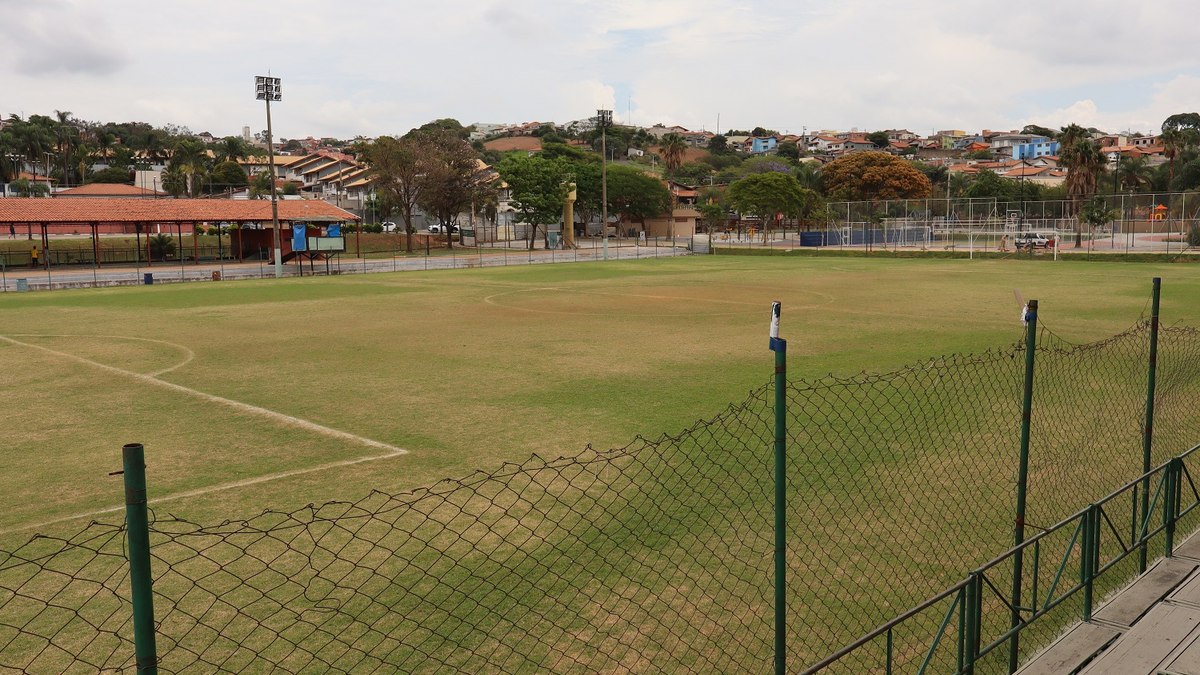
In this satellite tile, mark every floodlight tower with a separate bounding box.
[596,109,613,260]
[255,75,284,278]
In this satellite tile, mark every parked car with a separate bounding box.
[427,224,460,234]
[381,221,398,233]
[1014,232,1053,249]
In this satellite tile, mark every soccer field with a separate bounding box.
[1,255,1198,543]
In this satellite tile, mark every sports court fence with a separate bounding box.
[2,283,1200,673]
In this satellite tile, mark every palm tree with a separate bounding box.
[1115,155,1154,192]
[794,161,821,191]
[660,133,688,173]
[170,138,210,196]
[216,136,247,163]
[1161,127,1199,189]
[1061,137,1106,246]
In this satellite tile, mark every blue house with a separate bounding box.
[1012,138,1060,160]
[749,136,778,154]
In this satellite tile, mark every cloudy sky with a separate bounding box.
[3,0,1198,140]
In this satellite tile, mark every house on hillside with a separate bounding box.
[641,181,699,239]
[806,135,844,154]
[748,136,778,154]
[1012,138,1060,160]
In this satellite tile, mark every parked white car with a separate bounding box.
[381,221,398,232]
[427,224,460,234]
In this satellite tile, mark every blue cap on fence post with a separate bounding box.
[769,301,786,352]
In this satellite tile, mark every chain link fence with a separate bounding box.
[3,315,1200,672]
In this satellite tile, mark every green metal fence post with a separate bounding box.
[1166,457,1181,558]
[769,301,787,675]
[963,573,981,675]
[123,443,159,674]
[1139,277,1161,573]
[1081,505,1098,621]
[1009,299,1038,674]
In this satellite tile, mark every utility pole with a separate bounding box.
[255,75,284,278]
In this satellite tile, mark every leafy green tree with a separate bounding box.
[540,141,593,162]
[414,129,488,249]
[727,172,813,236]
[669,161,714,185]
[407,118,470,140]
[605,165,671,234]
[10,178,49,197]
[208,161,248,193]
[1079,196,1119,237]
[249,172,273,199]
[1021,124,1058,139]
[867,131,890,148]
[497,153,570,249]
[696,188,729,231]
[707,134,729,154]
[738,156,792,175]
[776,141,800,161]
[965,150,993,160]
[821,151,933,201]
[750,127,777,137]
[365,135,423,251]
[281,183,299,196]
[86,166,134,184]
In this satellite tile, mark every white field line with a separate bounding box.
[0,334,410,535]
[6,333,196,376]
[0,449,409,536]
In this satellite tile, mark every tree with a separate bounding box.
[86,166,134,185]
[965,149,993,160]
[414,129,488,249]
[208,161,248,194]
[794,161,821,191]
[1079,196,1119,250]
[249,172,273,199]
[605,165,671,235]
[776,141,800,161]
[10,178,49,197]
[1114,154,1153,192]
[750,126,777,137]
[169,138,210,196]
[215,136,248,163]
[497,153,570,249]
[696,188,729,232]
[727,172,813,239]
[659,133,688,173]
[365,135,424,251]
[707,134,729,155]
[407,118,470,140]
[821,151,933,201]
[1021,124,1058,139]
[867,131,890,148]
[161,166,188,197]
[669,161,715,185]
[1060,134,1106,243]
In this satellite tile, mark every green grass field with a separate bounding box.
[1,255,1198,543]
[5,254,1200,671]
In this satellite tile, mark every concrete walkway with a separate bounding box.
[1018,530,1200,674]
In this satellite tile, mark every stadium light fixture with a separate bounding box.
[255,75,284,278]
